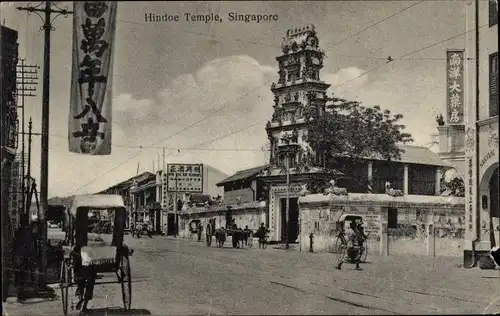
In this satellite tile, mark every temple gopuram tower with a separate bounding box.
[258,24,341,244]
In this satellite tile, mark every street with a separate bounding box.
[3,235,500,315]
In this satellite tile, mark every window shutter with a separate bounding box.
[490,0,498,27]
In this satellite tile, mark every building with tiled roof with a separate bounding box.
[461,0,498,267]
[178,25,466,251]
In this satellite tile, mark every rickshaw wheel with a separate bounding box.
[334,236,346,262]
[59,260,70,316]
[360,243,368,263]
[118,255,132,310]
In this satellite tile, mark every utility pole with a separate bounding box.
[26,118,41,185]
[162,147,166,234]
[16,60,39,224]
[174,174,178,237]
[25,118,41,207]
[17,1,72,289]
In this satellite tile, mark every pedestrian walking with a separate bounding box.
[256,223,269,249]
[243,225,252,246]
[144,222,152,238]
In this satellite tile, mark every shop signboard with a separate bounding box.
[166,163,203,193]
[446,49,465,125]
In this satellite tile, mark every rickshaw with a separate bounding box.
[59,195,133,315]
[205,219,228,248]
[333,214,368,263]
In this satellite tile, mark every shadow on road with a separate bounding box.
[81,307,152,315]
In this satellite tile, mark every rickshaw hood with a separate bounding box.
[69,194,125,215]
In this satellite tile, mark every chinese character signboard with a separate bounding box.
[9,160,21,228]
[69,2,118,155]
[446,49,465,125]
[466,157,475,239]
[166,164,204,193]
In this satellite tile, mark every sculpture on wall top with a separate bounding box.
[299,183,310,196]
[323,179,348,196]
[385,181,404,197]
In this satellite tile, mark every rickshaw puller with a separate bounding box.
[74,262,96,312]
[73,213,98,312]
[336,221,364,271]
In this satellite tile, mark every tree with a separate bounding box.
[304,95,414,191]
[440,169,465,197]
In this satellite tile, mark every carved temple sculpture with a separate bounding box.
[278,63,285,81]
[291,128,299,143]
[284,91,292,103]
[261,24,338,211]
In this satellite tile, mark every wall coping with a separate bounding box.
[181,201,265,216]
[298,193,465,209]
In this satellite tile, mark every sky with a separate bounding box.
[0,1,472,197]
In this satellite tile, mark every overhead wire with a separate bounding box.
[68,77,274,194]
[68,16,486,194]
[324,0,424,49]
[335,22,488,89]
[68,117,268,194]
[47,133,266,152]
[116,15,463,63]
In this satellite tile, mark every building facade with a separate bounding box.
[178,165,268,238]
[257,25,459,244]
[463,0,499,265]
[127,172,160,232]
[97,172,154,230]
[178,25,466,253]
[258,24,338,244]
[157,164,228,235]
[1,25,19,301]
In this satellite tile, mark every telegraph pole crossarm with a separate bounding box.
[16,2,73,31]
[17,1,73,292]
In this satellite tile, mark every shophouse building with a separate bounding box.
[462,0,499,266]
[1,25,20,301]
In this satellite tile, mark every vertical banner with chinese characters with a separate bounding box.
[446,49,465,125]
[69,2,117,155]
[464,125,477,241]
